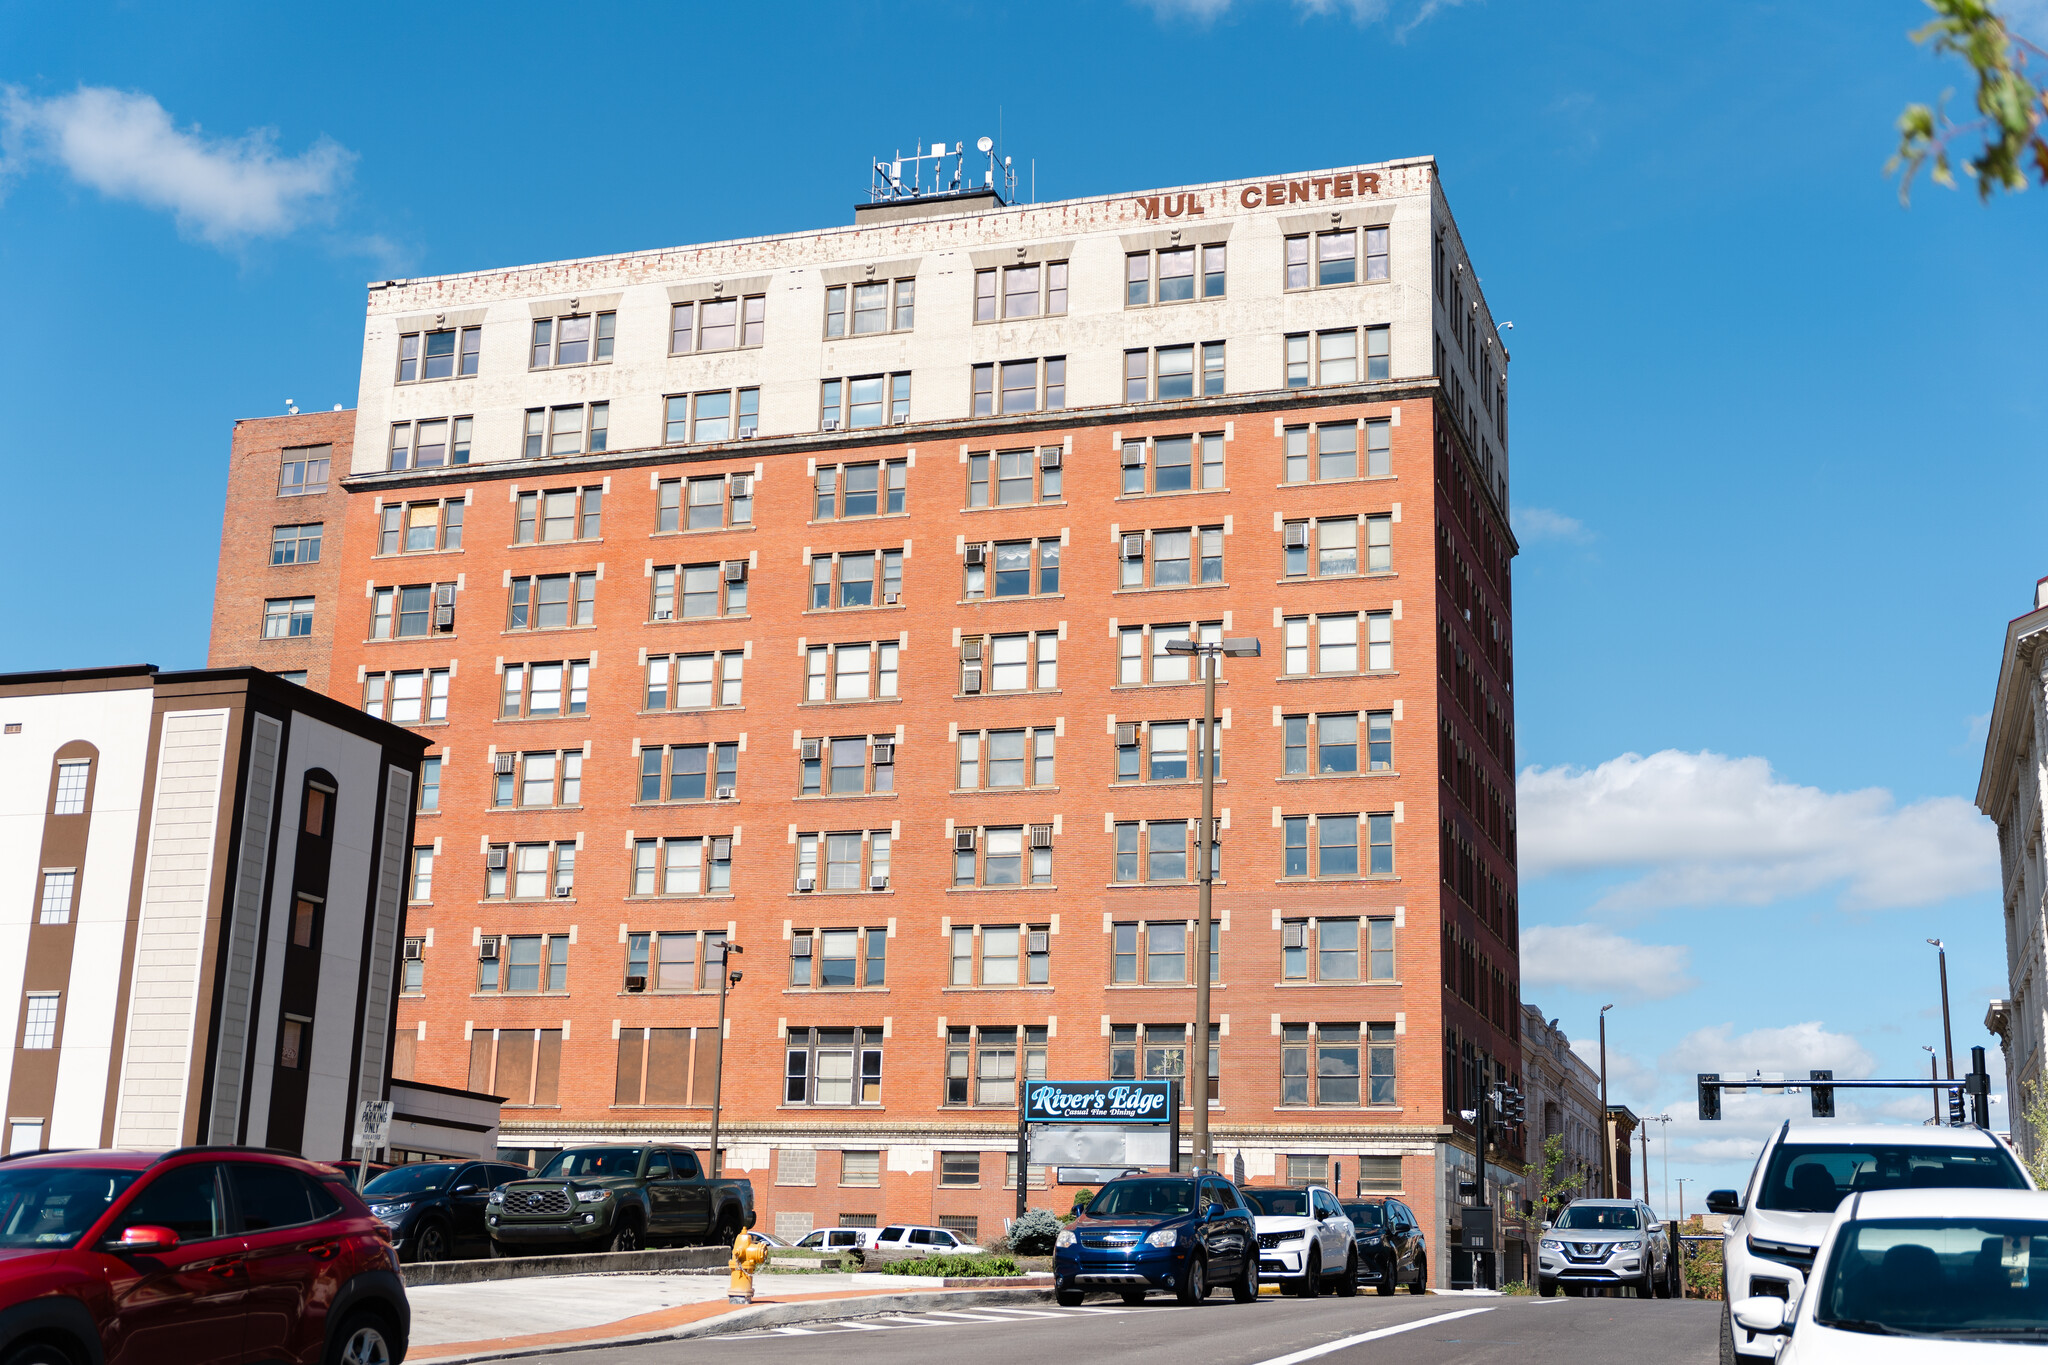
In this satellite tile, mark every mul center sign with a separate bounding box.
[1023,1080,1172,1124]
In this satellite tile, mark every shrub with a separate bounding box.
[1007,1209,1063,1255]
[878,1253,1020,1277]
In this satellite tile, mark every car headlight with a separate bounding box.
[1620,1239,1643,1251]
[1539,1239,1560,1250]
[489,1190,505,1205]
[576,1189,611,1203]
[1056,1229,1075,1248]
[1145,1228,1179,1248]
[1270,1230,1304,1244]
[369,1202,410,1219]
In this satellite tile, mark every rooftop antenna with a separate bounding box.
[869,138,1016,204]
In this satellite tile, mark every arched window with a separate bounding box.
[47,741,100,817]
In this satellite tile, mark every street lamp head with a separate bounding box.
[727,943,745,955]
[729,970,744,986]
[1601,1003,1615,1015]
[1221,637,1262,657]
[1163,639,1198,655]
[1927,938,1944,950]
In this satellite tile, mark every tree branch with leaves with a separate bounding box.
[1892,0,2048,201]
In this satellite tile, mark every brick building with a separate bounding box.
[207,157,1523,1269]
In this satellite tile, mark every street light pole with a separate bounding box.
[1929,939,1955,1081]
[1925,1045,1942,1125]
[1166,635,1261,1176]
[1675,1177,1690,1225]
[1598,1004,1614,1198]
[705,941,745,1177]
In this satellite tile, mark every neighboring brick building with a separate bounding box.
[208,157,1523,1268]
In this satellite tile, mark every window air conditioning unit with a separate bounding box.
[1283,923,1306,949]
[403,940,423,961]
[800,738,823,761]
[1122,444,1146,468]
[710,837,732,860]
[1121,534,1145,561]
[656,610,673,620]
[883,592,899,605]
[434,606,455,630]
[1115,723,1139,747]
[892,414,909,425]
[1030,824,1053,849]
[791,938,813,958]
[1028,931,1050,954]
[964,543,986,567]
[714,785,737,800]
[731,475,752,497]
[554,885,573,898]
[625,975,647,993]
[738,424,758,438]
[954,828,978,853]
[870,741,894,764]
[795,877,816,892]
[1040,447,1062,470]
[961,637,983,662]
[823,420,841,432]
[1284,523,1310,549]
[725,560,749,583]
[961,667,983,695]
[486,847,508,871]
[494,752,517,775]
[479,936,500,960]
[435,584,456,607]
[869,873,890,890]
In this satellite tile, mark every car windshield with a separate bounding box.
[1759,1145,2026,1214]
[1087,1180,1196,1218]
[1241,1188,1314,1217]
[0,1166,141,1249]
[363,1163,460,1198]
[1817,1216,2048,1339]
[1343,1203,1386,1228]
[1556,1205,1640,1230]
[540,1148,643,1178]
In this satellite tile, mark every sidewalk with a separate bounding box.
[406,1270,1056,1362]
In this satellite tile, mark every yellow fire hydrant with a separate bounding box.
[727,1230,767,1304]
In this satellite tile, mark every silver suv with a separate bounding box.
[1536,1198,1671,1297]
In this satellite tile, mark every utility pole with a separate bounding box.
[1929,939,1955,1081]
[1676,1177,1690,1224]
[705,940,744,1177]
[1598,1004,1614,1198]
[1925,1046,1942,1124]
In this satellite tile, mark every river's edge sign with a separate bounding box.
[1024,1079,1173,1124]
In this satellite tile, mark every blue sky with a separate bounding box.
[4,0,2045,1202]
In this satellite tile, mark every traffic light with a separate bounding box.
[1809,1070,1834,1119]
[1949,1085,1967,1127]
[1698,1073,1722,1121]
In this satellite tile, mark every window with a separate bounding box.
[1283,712,1392,775]
[669,295,765,353]
[507,573,597,632]
[640,742,738,802]
[270,523,323,566]
[369,583,454,639]
[398,324,483,382]
[522,402,609,458]
[657,473,752,532]
[495,750,585,808]
[514,487,602,544]
[974,261,1067,320]
[1126,244,1224,305]
[630,838,734,897]
[1113,719,1219,783]
[794,831,891,892]
[955,728,1056,791]
[500,661,591,718]
[364,669,451,725]
[1283,515,1391,578]
[651,563,748,620]
[810,549,904,609]
[409,847,434,902]
[952,827,1054,888]
[824,277,916,337]
[468,1026,564,1105]
[263,597,315,639]
[21,994,58,1049]
[1282,420,1389,482]
[624,929,727,988]
[950,924,1051,987]
[944,1025,1047,1105]
[959,631,1058,695]
[1359,1155,1402,1192]
[529,311,615,369]
[814,459,907,520]
[279,1017,307,1069]
[1281,612,1392,676]
[970,357,1065,416]
[1111,821,1219,884]
[387,417,474,470]
[402,938,425,992]
[644,651,744,710]
[1117,621,1223,685]
[1285,227,1388,289]
[51,762,89,815]
[376,501,463,557]
[37,871,74,925]
[1282,813,1395,877]
[819,373,910,431]
[784,1027,884,1106]
[485,842,576,900]
[277,672,307,687]
[1120,526,1224,590]
[664,388,760,444]
[419,757,441,812]
[1285,327,1390,388]
[614,1025,722,1105]
[1121,434,1225,495]
[278,444,329,497]
[1110,1023,1220,1104]
[789,927,888,987]
[800,735,892,796]
[1282,917,1395,982]
[966,447,1062,507]
[963,538,1059,600]
[1123,343,1216,402]
[803,642,900,702]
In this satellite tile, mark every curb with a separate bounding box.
[403,1245,728,1288]
[416,1285,1058,1363]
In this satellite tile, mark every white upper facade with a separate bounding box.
[1980,584,2048,1144]
[352,156,1511,501]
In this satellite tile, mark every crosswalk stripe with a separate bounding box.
[715,1303,1141,1341]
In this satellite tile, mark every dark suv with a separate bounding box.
[0,1145,408,1365]
[1052,1173,1258,1306]
[362,1160,532,1263]
[1341,1197,1428,1294]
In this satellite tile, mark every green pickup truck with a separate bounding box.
[487,1143,756,1255]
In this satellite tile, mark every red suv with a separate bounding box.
[0,1146,409,1365]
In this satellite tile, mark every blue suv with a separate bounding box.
[1053,1173,1258,1305]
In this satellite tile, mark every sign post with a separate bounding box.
[352,1098,393,1191]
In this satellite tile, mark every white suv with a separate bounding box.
[872,1224,983,1254]
[1240,1185,1358,1296]
[1710,1121,2033,1362]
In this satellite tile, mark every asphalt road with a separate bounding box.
[549,1292,1719,1365]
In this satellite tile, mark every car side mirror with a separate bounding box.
[454,1185,477,1194]
[1705,1190,1743,1216]
[108,1224,179,1254]
[1730,1296,1790,1335]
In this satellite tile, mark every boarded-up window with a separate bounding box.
[614,1026,716,1107]
[469,1028,562,1105]
[534,1030,562,1105]
[1358,1155,1403,1192]
[777,1148,817,1186]
[693,1028,721,1101]
[469,1032,494,1092]
[646,1029,691,1105]
[498,1031,535,1103]
[392,1031,418,1081]
[840,1150,880,1187]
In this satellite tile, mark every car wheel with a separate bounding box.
[1295,1248,1321,1298]
[1057,1290,1084,1307]
[709,1208,742,1248]
[1336,1248,1358,1297]
[1638,1266,1656,1299]
[1538,1277,1557,1298]
[1176,1257,1208,1305]
[1122,1289,1148,1305]
[1654,1261,1673,1299]
[324,1308,397,1365]
[1408,1254,1427,1294]
[1375,1252,1397,1296]
[3,1342,82,1365]
[1232,1253,1258,1303]
[412,1220,450,1263]
[608,1218,643,1253]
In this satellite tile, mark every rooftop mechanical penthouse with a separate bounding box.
[209,155,1525,1275]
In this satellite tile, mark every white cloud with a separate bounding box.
[1134,0,1237,15]
[1523,924,1695,1000]
[1660,1021,1875,1081]
[1510,506,1589,543]
[1518,750,1996,911]
[1132,0,1466,29]
[0,85,352,244]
